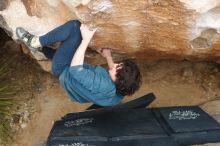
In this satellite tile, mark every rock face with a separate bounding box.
[0,0,220,61]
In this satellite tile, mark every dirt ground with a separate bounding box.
[1,48,220,146]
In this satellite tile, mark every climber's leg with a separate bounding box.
[39,20,81,46]
[16,20,82,73]
[41,47,56,60]
[49,21,82,77]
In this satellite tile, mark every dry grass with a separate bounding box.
[0,56,20,144]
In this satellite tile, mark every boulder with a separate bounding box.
[0,0,220,64]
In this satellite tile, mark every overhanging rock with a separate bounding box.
[0,0,220,62]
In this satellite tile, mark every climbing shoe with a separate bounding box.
[16,27,48,61]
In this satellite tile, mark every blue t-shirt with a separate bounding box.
[59,64,123,106]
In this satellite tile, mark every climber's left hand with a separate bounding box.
[80,24,97,43]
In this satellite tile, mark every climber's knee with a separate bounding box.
[66,20,81,30]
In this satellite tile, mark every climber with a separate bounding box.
[16,20,142,106]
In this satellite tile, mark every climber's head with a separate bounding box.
[109,59,142,96]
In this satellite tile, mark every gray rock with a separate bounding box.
[0,0,9,11]
[0,15,12,37]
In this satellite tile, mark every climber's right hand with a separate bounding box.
[97,48,112,58]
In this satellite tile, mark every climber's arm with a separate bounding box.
[71,24,96,67]
[70,40,89,66]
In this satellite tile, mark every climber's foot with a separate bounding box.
[16,27,48,61]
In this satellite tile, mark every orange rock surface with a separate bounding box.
[0,0,220,61]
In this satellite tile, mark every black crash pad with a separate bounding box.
[46,93,220,146]
[155,106,220,133]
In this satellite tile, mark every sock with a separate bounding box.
[31,36,42,49]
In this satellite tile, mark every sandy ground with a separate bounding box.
[2,52,220,146]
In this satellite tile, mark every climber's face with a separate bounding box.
[109,63,123,82]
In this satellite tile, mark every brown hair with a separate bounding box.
[115,59,142,96]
